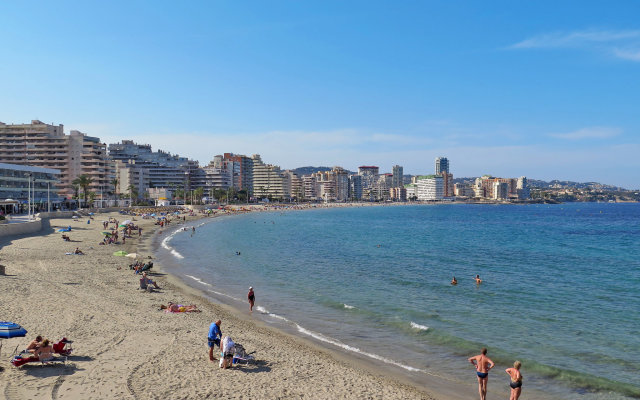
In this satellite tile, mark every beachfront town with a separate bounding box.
[0,119,545,214]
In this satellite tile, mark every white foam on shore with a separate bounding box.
[343,304,355,309]
[294,324,422,373]
[161,228,185,259]
[185,274,212,287]
[410,322,429,331]
[256,306,290,322]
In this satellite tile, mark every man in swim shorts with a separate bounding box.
[468,347,495,400]
[208,320,222,362]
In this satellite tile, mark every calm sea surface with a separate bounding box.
[156,203,640,399]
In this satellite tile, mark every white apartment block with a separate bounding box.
[405,184,417,199]
[0,120,113,200]
[251,154,291,200]
[493,181,509,200]
[416,175,444,201]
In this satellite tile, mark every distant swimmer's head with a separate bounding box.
[513,361,521,370]
[481,348,487,355]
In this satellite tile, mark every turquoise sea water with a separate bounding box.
[156,203,640,399]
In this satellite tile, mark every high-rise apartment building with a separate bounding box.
[348,175,363,201]
[392,165,403,188]
[435,157,449,174]
[108,140,198,193]
[0,120,113,200]
[251,154,290,200]
[303,167,350,202]
[223,153,253,191]
[517,176,530,200]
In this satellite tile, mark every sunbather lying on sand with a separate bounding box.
[161,302,199,312]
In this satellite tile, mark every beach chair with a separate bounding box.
[232,343,255,365]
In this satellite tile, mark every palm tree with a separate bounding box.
[71,184,79,200]
[111,178,119,198]
[127,184,138,205]
[194,187,204,205]
[72,175,93,207]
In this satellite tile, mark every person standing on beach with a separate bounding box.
[468,347,495,400]
[247,287,255,312]
[506,361,523,400]
[208,320,222,362]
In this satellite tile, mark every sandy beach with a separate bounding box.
[0,208,462,399]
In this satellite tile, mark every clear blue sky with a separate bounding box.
[1,1,639,188]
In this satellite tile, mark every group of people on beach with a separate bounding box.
[205,287,256,369]
[469,348,523,400]
[207,319,237,369]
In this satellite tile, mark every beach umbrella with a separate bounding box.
[118,224,127,228]
[88,212,94,215]
[0,321,27,356]
[0,321,27,339]
[101,231,112,236]
[125,253,138,258]
[150,213,156,217]
[113,251,128,256]
[122,219,132,225]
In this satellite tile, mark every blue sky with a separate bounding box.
[1,1,639,188]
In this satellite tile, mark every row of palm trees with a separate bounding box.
[71,174,249,207]
[71,175,137,207]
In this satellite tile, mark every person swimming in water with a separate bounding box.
[451,277,457,285]
[468,347,494,400]
[506,361,523,400]
[475,274,482,284]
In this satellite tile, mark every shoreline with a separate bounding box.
[0,207,446,399]
[151,205,560,400]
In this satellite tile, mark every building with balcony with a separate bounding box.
[0,120,113,200]
[392,165,403,188]
[251,154,291,200]
[349,175,363,200]
[108,140,198,191]
[416,175,444,201]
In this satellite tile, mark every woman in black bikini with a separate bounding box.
[505,361,523,400]
[247,287,255,312]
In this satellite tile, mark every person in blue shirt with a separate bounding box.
[208,319,222,362]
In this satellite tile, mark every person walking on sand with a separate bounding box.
[468,347,495,400]
[506,361,523,400]
[247,287,255,312]
[208,320,222,362]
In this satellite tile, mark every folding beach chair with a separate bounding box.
[232,343,255,365]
